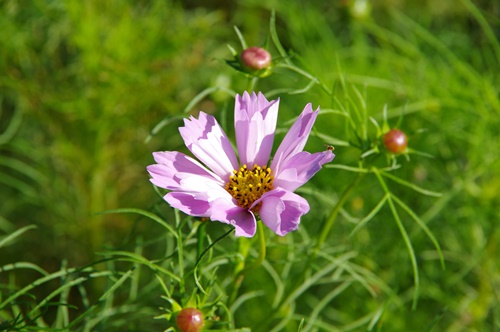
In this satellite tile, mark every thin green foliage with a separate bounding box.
[96,208,178,239]
[1,1,499,331]
[0,224,37,248]
[0,262,48,276]
[373,168,420,308]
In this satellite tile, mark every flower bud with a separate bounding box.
[240,47,272,71]
[176,308,204,332]
[349,0,371,20]
[383,129,408,154]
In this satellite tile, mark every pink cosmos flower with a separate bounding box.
[147,92,334,237]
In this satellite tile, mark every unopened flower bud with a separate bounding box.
[240,47,272,71]
[383,129,408,154]
[176,308,204,332]
[349,0,371,19]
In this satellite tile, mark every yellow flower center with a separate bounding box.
[225,164,274,211]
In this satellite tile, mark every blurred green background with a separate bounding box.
[1,0,499,330]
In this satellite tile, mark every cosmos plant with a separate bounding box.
[147,92,334,237]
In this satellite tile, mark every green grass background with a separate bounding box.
[1,0,499,330]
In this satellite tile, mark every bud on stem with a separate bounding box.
[383,129,408,154]
[240,47,272,70]
[176,308,204,332]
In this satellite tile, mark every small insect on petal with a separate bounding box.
[325,144,335,151]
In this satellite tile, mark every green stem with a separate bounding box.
[372,167,420,309]
[314,171,364,254]
[259,172,363,331]
[174,210,185,295]
[247,76,258,92]
[229,221,266,304]
[251,221,267,269]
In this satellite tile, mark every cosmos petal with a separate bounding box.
[271,103,319,175]
[235,91,279,167]
[273,150,335,191]
[147,151,224,191]
[179,112,238,179]
[210,204,257,237]
[257,189,310,236]
[147,93,333,238]
[164,192,211,217]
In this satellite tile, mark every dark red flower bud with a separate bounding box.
[176,308,204,332]
[383,129,408,154]
[240,47,272,70]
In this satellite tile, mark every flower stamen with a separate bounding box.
[225,164,274,211]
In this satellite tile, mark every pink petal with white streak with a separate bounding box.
[273,150,335,191]
[235,92,279,167]
[179,112,238,179]
[256,189,310,236]
[271,103,318,175]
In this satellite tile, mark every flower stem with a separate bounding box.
[372,166,420,308]
[229,221,266,304]
[175,209,185,295]
[251,221,267,268]
[259,172,364,330]
[246,76,258,92]
[314,171,365,255]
